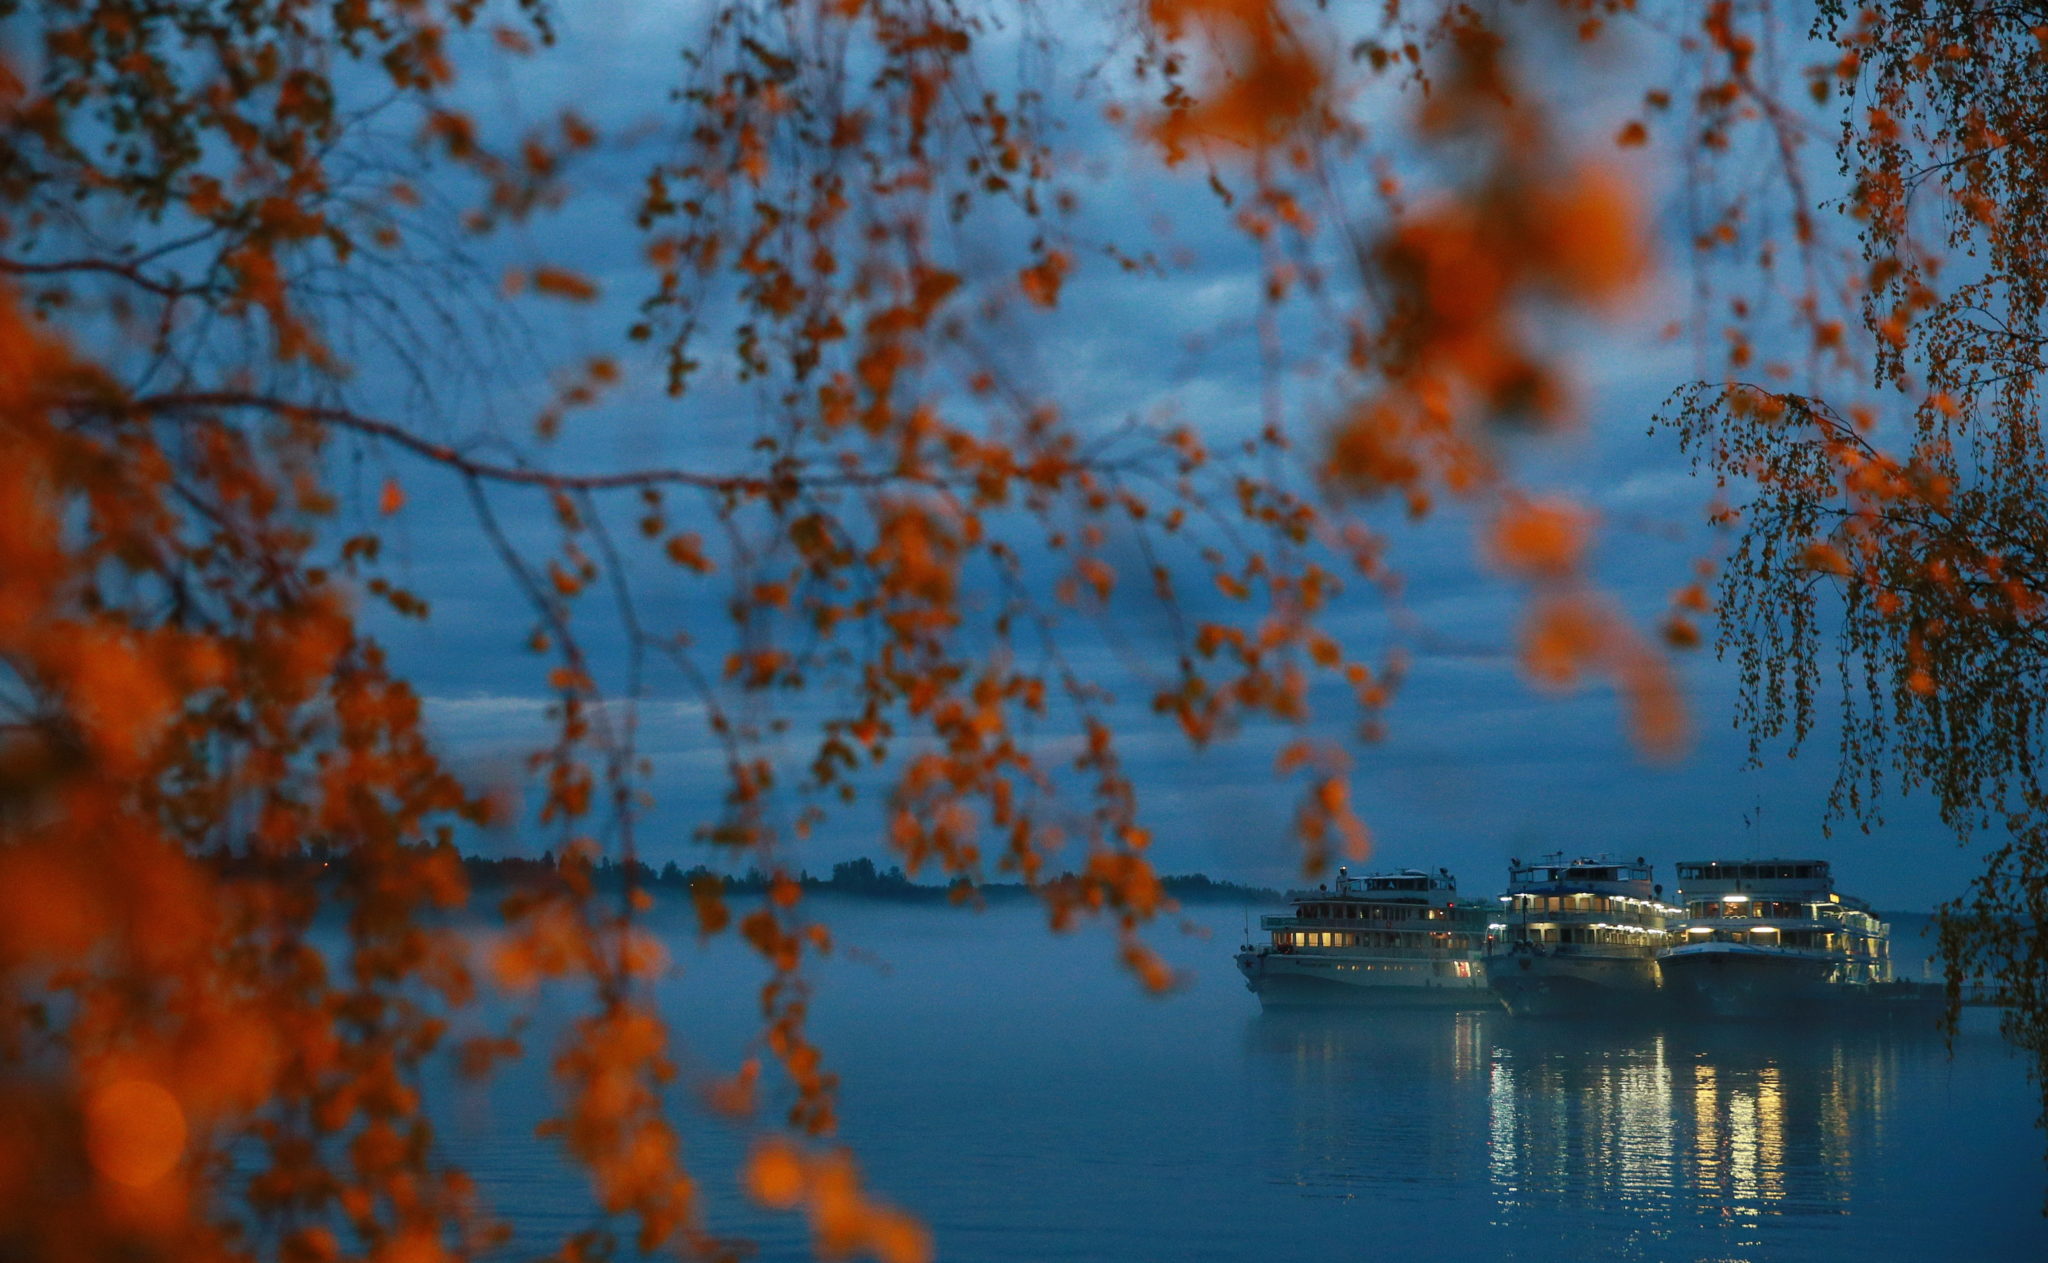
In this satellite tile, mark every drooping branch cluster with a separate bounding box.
[1657,0,2048,1168]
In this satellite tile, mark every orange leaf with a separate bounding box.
[85,1079,186,1188]
[1487,497,1589,580]
[1530,164,1646,305]
[665,533,715,573]
[1800,541,1852,576]
[745,1140,806,1209]
[531,267,600,302]
[1018,251,1072,308]
[1521,596,1608,687]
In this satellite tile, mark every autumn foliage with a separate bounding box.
[18,0,2048,1256]
[1654,0,2048,1158]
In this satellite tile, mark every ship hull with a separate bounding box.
[1235,951,1494,1010]
[1659,946,1936,1021]
[1490,951,1662,1018]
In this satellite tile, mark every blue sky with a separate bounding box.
[334,2,1967,911]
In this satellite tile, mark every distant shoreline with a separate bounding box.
[461,854,1289,906]
[206,848,1939,918]
[208,848,1289,907]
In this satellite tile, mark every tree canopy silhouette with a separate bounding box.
[1660,0,2048,1150]
[4,0,2046,1258]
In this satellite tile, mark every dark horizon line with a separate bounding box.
[207,846,1944,917]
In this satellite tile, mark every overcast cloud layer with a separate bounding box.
[339,3,1961,911]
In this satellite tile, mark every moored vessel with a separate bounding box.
[1489,853,1681,1017]
[1658,859,1922,1019]
[1235,867,1493,1008]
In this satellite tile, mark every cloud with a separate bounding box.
[310,1,1974,913]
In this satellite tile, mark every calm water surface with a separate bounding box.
[442,902,2048,1261]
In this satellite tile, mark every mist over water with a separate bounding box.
[440,902,2047,1261]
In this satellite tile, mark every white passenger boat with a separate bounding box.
[1659,858,1908,1018]
[1234,867,1494,1008]
[1488,854,1681,1017]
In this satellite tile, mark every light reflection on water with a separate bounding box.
[438,904,2046,1261]
[1240,1003,2023,1261]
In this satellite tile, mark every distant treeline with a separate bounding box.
[464,854,1285,906]
[209,847,1284,905]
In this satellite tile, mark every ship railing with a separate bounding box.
[1285,946,1477,960]
[1502,910,1671,926]
[1261,914,1483,930]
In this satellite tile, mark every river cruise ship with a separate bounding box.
[1659,858,1896,1018]
[1235,867,1494,1008]
[1489,853,1682,1017]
